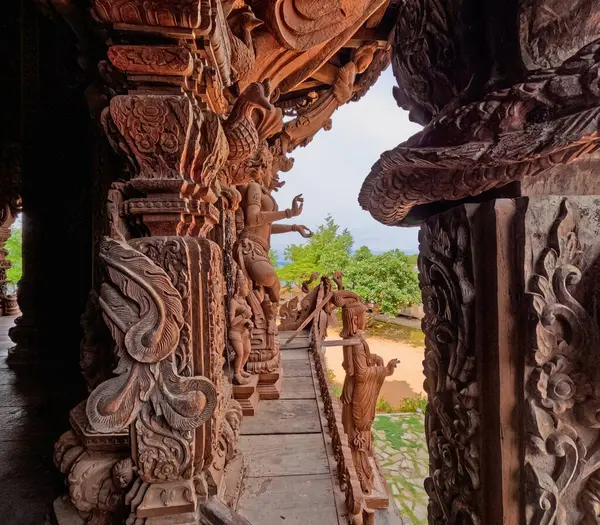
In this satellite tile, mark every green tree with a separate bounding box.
[276,214,352,284]
[5,223,22,289]
[344,247,420,315]
[269,248,278,267]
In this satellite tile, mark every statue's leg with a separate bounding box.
[241,332,251,377]
[246,260,280,303]
[230,333,249,385]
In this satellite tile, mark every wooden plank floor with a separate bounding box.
[237,332,342,525]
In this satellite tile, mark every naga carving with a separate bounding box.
[360,39,600,226]
[419,209,480,525]
[525,199,600,525]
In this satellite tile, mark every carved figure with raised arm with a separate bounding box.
[333,290,399,494]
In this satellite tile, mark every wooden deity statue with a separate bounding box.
[235,165,311,378]
[333,291,399,494]
[228,269,253,385]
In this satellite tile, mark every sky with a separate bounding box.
[270,68,423,258]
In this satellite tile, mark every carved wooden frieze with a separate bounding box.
[93,0,204,29]
[108,45,194,76]
[524,197,600,525]
[418,207,481,525]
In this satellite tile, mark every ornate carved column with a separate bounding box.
[359,3,600,522]
[417,196,600,525]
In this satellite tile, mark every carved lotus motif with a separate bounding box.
[536,356,589,414]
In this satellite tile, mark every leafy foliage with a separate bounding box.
[277,214,352,283]
[344,247,420,315]
[6,223,22,288]
[269,248,278,267]
[276,216,420,314]
[376,395,427,414]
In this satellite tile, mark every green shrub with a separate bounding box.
[375,394,427,414]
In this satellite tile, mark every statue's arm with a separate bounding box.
[244,183,290,227]
[354,345,386,383]
[229,301,246,327]
[271,224,295,234]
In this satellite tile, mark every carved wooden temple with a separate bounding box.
[2,0,600,524]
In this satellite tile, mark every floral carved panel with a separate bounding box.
[93,0,204,28]
[524,197,600,525]
[418,206,481,525]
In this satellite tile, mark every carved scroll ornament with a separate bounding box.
[359,39,600,226]
[419,210,480,525]
[525,199,600,525]
[86,238,217,435]
[265,0,388,51]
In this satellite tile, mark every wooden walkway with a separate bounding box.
[237,331,344,525]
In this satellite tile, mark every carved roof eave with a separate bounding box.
[359,39,600,227]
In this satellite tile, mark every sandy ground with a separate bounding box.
[324,336,425,406]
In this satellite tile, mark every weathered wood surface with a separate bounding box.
[240,399,321,434]
[239,433,329,477]
[236,333,341,524]
[280,376,316,399]
[282,358,312,377]
[238,474,339,525]
[281,349,311,361]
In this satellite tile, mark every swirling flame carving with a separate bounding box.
[86,238,217,434]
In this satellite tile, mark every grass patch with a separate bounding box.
[327,368,342,398]
[373,415,425,450]
[376,394,427,414]
[366,321,424,346]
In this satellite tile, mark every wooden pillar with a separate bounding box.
[420,195,600,525]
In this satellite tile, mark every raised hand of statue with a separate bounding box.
[386,358,400,377]
[289,194,304,217]
[295,225,313,238]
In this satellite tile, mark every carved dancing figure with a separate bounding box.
[228,270,254,385]
[333,290,399,494]
[236,168,312,306]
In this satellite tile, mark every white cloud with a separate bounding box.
[270,69,422,256]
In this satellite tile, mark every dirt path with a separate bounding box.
[324,336,425,406]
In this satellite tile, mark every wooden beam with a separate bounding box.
[321,338,362,347]
[344,27,390,48]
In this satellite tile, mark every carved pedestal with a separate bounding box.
[256,363,283,400]
[419,195,600,525]
[232,374,260,416]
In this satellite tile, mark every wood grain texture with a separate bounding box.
[238,434,329,477]
[240,399,321,434]
[237,474,339,525]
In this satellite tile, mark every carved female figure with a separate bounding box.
[334,290,399,494]
[228,270,254,385]
[236,167,312,305]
